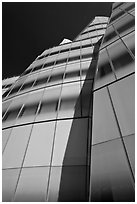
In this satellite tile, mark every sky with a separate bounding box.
[2,2,112,79]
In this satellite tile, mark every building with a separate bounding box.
[2,2,135,202]
[2,76,19,95]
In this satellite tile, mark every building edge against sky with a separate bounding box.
[2,2,135,202]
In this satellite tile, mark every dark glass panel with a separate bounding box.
[91,139,135,202]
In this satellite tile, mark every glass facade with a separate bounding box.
[2,2,135,202]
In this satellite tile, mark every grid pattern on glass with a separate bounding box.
[23,121,56,167]
[3,124,32,169]
[91,138,134,202]
[14,167,49,202]
[107,38,134,79]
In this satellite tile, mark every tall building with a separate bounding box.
[2,2,135,202]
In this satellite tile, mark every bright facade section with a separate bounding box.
[2,2,135,202]
[91,2,135,201]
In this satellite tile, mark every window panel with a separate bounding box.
[60,43,71,51]
[102,25,119,48]
[2,94,28,128]
[91,37,99,44]
[58,82,81,119]
[64,62,80,83]
[124,134,135,175]
[47,167,62,201]
[47,66,65,86]
[58,166,87,201]
[107,39,134,78]
[91,139,134,202]
[80,33,89,40]
[36,85,61,122]
[23,121,55,167]
[120,2,135,12]
[92,87,120,145]
[3,125,32,168]
[2,99,12,117]
[122,31,135,56]
[52,118,88,166]
[8,77,27,98]
[14,167,49,202]
[108,74,135,136]
[113,14,135,38]
[71,41,80,49]
[33,69,52,89]
[16,89,44,125]
[81,39,91,47]
[2,128,12,152]
[69,49,80,58]
[96,29,106,36]
[2,168,20,202]
[110,9,126,23]
[94,48,116,90]
[81,47,93,57]
[45,54,57,64]
[19,74,38,93]
[56,52,69,61]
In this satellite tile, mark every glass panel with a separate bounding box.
[69,49,80,58]
[122,31,135,56]
[108,74,135,136]
[71,41,80,48]
[3,125,32,168]
[47,66,65,86]
[124,134,135,175]
[81,39,91,47]
[58,82,81,119]
[23,121,56,167]
[64,62,80,83]
[45,54,57,64]
[110,8,126,23]
[81,47,93,57]
[92,87,120,145]
[120,2,135,12]
[7,77,27,98]
[94,48,116,90]
[56,52,68,61]
[2,168,20,202]
[58,166,87,201]
[88,30,98,38]
[36,85,61,122]
[96,29,106,36]
[14,167,49,202]
[16,89,44,125]
[19,74,38,93]
[81,60,91,80]
[113,14,135,37]
[2,94,29,128]
[91,36,100,44]
[91,139,134,202]
[52,118,88,166]
[80,33,89,40]
[2,99,12,117]
[47,166,62,202]
[107,39,134,79]
[101,25,119,48]
[2,128,12,152]
[60,43,71,51]
[33,69,52,89]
